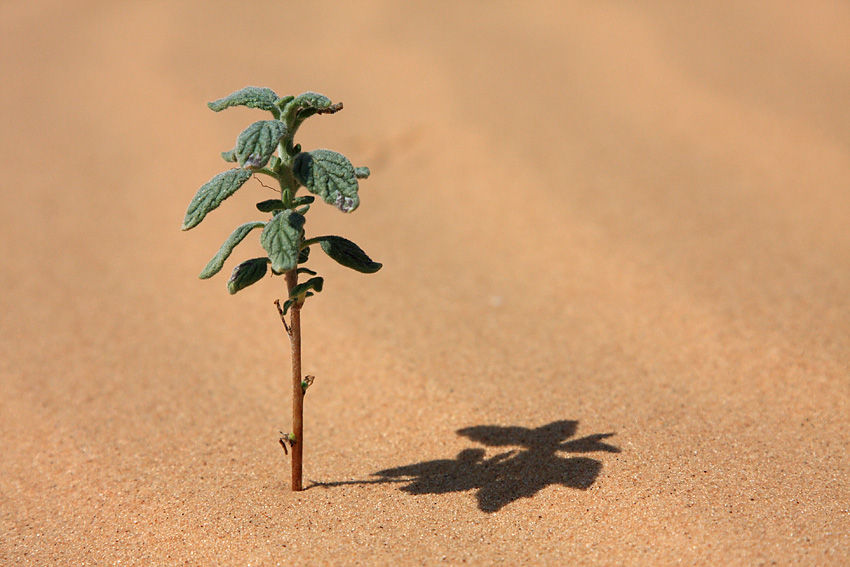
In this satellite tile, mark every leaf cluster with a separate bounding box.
[183,86,381,303]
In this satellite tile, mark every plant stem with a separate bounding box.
[284,269,304,491]
[300,236,325,249]
[277,107,308,490]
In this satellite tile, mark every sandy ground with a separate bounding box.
[2,1,849,565]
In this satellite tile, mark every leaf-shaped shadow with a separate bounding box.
[313,420,620,513]
[458,420,621,454]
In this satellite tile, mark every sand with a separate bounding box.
[2,1,848,564]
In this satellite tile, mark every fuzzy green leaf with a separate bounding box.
[221,149,237,162]
[235,120,287,170]
[318,236,382,273]
[293,150,359,212]
[208,86,280,115]
[293,195,315,207]
[281,298,297,315]
[290,276,324,298]
[260,210,305,273]
[280,277,324,314]
[199,221,266,279]
[282,92,338,124]
[354,166,371,179]
[227,257,269,294]
[275,95,295,110]
[291,91,332,112]
[182,168,253,230]
[256,199,285,212]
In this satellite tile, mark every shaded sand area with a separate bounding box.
[2,1,848,564]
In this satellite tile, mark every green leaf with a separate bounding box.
[354,166,370,179]
[293,195,315,207]
[208,86,280,116]
[318,236,382,273]
[281,298,297,315]
[227,257,269,294]
[290,91,332,113]
[274,95,295,110]
[235,120,287,170]
[280,277,324,314]
[199,221,266,279]
[297,267,318,276]
[293,150,359,212]
[298,246,310,264]
[294,91,332,109]
[290,276,324,299]
[182,168,253,230]
[256,199,285,212]
[281,92,340,125]
[221,149,236,162]
[260,210,305,273]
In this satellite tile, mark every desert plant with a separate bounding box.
[182,86,381,491]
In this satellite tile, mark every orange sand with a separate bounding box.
[2,1,848,564]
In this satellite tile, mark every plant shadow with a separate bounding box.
[311,420,620,513]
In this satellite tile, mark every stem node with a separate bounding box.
[274,299,292,336]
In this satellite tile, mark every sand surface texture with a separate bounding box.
[2,2,849,565]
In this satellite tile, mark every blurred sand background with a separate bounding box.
[2,1,849,564]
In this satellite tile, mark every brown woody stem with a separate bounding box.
[284,269,303,491]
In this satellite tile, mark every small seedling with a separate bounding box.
[182,86,381,491]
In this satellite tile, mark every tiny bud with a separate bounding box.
[302,375,315,394]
